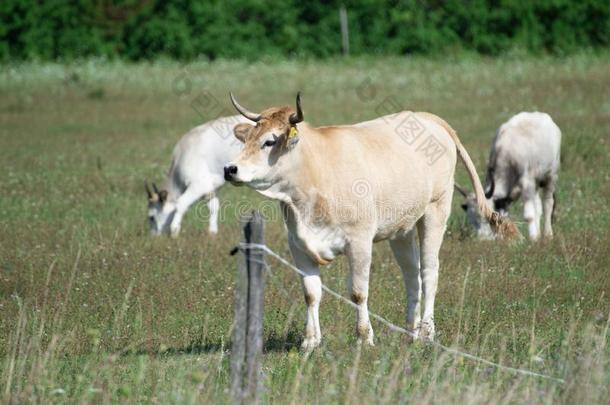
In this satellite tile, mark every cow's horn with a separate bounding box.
[152,183,160,194]
[230,93,261,122]
[289,92,303,125]
[454,183,468,197]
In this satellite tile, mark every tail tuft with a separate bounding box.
[489,212,522,241]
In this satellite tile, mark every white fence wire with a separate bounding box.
[238,242,566,384]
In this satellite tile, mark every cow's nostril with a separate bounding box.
[224,165,238,181]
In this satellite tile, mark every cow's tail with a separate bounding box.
[420,113,522,240]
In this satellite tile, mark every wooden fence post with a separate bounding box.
[339,5,350,56]
[231,211,265,404]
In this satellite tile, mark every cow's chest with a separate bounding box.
[280,202,346,264]
[295,222,346,264]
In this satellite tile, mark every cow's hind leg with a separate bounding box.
[521,175,542,241]
[288,235,322,350]
[416,196,450,341]
[346,239,374,346]
[389,229,421,342]
[541,177,556,239]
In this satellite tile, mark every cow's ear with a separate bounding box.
[234,123,253,143]
[159,190,168,203]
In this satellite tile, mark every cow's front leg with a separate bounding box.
[169,186,205,237]
[288,236,322,350]
[346,239,374,346]
[523,193,542,241]
[207,194,220,235]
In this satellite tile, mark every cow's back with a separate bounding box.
[349,111,458,194]
[303,111,457,238]
[493,112,561,179]
[169,116,245,188]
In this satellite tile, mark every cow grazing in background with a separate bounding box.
[456,112,561,241]
[224,93,519,349]
[146,115,249,237]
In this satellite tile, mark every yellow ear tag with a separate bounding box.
[288,127,298,139]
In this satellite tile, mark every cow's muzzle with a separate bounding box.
[224,165,238,181]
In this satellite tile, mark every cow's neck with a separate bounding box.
[162,172,185,204]
[259,129,344,264]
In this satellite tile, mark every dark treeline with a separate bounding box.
[1,0,609,61]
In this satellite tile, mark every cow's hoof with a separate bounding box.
[357,336,375,347]
[356,324,375,347]
[364,330,375,347]
[405,328,420,344]
[301,337,321,351]
[420,321,435,342]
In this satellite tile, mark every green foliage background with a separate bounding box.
[1,0,610,61]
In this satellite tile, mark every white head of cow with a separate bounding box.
[455,183,494,239]
[145,182,176,236]
[224,93,303,189]
[456,177,513,240]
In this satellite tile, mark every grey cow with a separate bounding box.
[457,112,561,240]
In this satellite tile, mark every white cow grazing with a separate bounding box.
[224,93,519,349]
[456,112,561,241]
[146,115,249,237]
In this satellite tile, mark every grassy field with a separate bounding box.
[1,53,609,403]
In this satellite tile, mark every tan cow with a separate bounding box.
[224,93,519,349]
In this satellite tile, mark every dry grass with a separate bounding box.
[1,53,609,403]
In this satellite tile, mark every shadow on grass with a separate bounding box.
[121,329,302,357]
[263,329,301,353]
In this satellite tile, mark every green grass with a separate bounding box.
[1,53,609,403]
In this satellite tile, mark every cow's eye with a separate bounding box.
[262,139,277,148]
